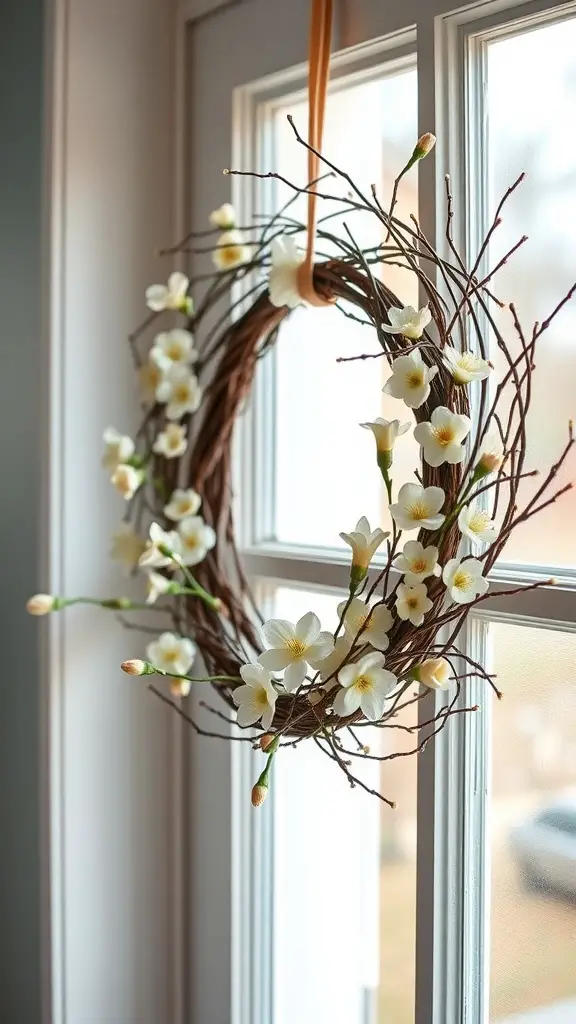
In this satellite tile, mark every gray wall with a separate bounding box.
[0,0,44,1020]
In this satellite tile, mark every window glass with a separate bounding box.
[272,68,419,548]
[486,19,576,567]
[489,620,576,1023]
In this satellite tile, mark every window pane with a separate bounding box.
[272,68,418,547]
[486,20,576,567]
[268,585,416,1024]
[489,621,576,1023]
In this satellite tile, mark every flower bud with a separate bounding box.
[251,782,269,807]
[259,733,275,751]
[26,593,57,616]
[477,451,503,476]
[121,659,150,676]
[170,678,192,698]
[413,132,436,160]
[413,657,451,690]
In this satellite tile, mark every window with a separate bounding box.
[185,2,576,1022]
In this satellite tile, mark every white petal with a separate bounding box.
[333,686,362,717]
[258,649,293,671]
[261,703,275,731]
[239,663,269,688]
[168,271,189,298]
[294,611,321,644]
[360,689,386,722]
[145,285,168,311]
[283,660,307,693]
[262,618,295,648]
[236,699,265,728]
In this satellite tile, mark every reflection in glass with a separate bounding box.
[490,621,576,1023]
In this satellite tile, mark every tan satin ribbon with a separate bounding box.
[296,0,335,306]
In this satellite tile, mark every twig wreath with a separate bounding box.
[28,117,575,807]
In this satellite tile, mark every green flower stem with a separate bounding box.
[139,662,240,683]
[173,559,221,612]
[255,734,280,790]
[55,596,154,612]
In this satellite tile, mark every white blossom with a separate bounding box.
[340,516,389,572]
[390,483,446,532]
[145,271,191,314]
[177,515,216,566]
[414,657,451,690]
[382,349,438,409]
[361,418,411,454]
[139,357,169,403]
[258,612,334,693]
[157,365,203,421]
[110,524,146,570]
[233,664,278,731]
[442,557,488,604]
[146,631,196,675]
[153,423,188,459]
[333,652,397,721]
[381,304,431,340]
[413,406,472,467]
[111,464,142,501]
[209,202,236,229]
[337,597,393,652]
[393,540,441,586]
[139,522,182,569]
[444,346,492,384]
[164,487,201,521]
[102,427,135,472]
[268,235,304,309]
[150,329,197,367]
[458,502,498,547]
[145,571,172,605]
[395,582,433,627]
[212,230,250,271]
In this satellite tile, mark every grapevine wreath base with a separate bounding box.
[28,127,574,805]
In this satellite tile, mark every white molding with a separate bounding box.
[178,0,242,22]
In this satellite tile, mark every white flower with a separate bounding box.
[258,612,334,693]
[150,329,197,367]
[233,664,278,731]
[26,594,56,616]
[413,406,472,467]
[337,597,393,652]
[381,304,431,340]
[393,540,441,586]
[153,423,188,459]
[209,202,236,229]
[458,502,498,547]
[139,522,182,569]
[390,483,446,532]
[145,571,172,605]
[170,678,192,699]
[444,346,492,384]
[361,418,411,454]
[177,515,216,566]
[145,271,191,314]
[333,652,397,721]
[382,349,438,409]
[146,631,196,675]
[268,235,304,309]
[340,516,389,572]
[111,464,142,501]
[314,635,353,686]
[475,428,504,477]
[212,230,250,271]
[157,365,203,421]
[139,357,169,403]
[414,657,451,690]
[395,583,433,627]
[164,487,201,521]
[110,524,146,570]
[102,427,135,471]
[442,557,488,604]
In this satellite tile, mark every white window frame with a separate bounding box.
[175,2,576,1023]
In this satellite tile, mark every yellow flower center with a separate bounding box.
[406,369,424,388]
[351,612,369,632]
[453,569,473,591]
[456,353,477,371]
[255,686,269,708]
[407,501,429,521]
[406,596,419,610]
[432,425,456,446]
[168,342,184,360]
[221,245,243,267]
[411,558,427,573]
[286,637,307,658]
[164,648,179,664]
[355,674,373,693]
[174,383,191,403]
[468,510,489,534]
